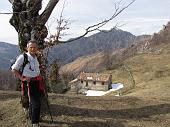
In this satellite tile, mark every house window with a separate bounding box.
[81,80,83,84]
[93,81,96,85]
[86,81,88,87]
[102,82,105,85]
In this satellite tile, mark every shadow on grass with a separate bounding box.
[0,92,20,101]
[50,103,170,119]
[40,102,170,127]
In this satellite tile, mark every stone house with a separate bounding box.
[69,72,112,93]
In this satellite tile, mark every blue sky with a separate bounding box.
[0,0,170,45]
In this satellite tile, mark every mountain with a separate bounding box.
[59,34,152,75]
[49,28,137,64]
[60,21,170,75]
[0,28,139,70]
[0,42,19,70]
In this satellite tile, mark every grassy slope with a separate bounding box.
[104,43,170,99]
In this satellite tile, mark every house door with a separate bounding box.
[86,81,88,87]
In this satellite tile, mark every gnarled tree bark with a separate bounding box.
[9,0,59,51]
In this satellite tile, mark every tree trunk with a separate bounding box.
[9,0,59,49]
[9,0,59,113]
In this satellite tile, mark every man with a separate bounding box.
[11,40,43,127]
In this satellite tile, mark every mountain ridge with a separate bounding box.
[60,21,170,76]
[0,28,144,70]
[49,28,137,64]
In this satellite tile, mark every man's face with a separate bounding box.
[27,42,38,55]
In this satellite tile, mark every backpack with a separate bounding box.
[10,53,29,74]
[10,53,30,110]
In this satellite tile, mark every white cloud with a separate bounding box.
[0,15,18,44]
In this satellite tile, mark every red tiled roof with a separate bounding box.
[77,72,111,82]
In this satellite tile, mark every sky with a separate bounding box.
[0,0,170,45]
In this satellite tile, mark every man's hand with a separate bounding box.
[21,76,30,82]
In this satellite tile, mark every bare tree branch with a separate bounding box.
[49,0,135,44]
[54,0,67,42]
[0,11,28,14]
[39,0,59,25]
[98,22,126,33]
[0,12,13,14]
[44,0,70,48]
[8,0,14,4]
